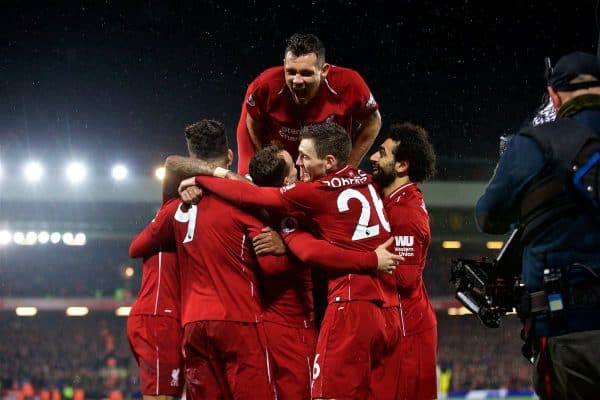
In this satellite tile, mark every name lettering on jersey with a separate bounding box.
[246,94,255,107]
[278,126,301,142]
[320,174,368,188]
[394,235,414,257]
[365,93,377,109]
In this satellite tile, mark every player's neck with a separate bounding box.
[382,176,411,197]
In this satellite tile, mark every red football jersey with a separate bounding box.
[385,183,437,335]
[171,193,284,326]
[128,199,181,319]
[236,65,378,174]
[195,166,391,304]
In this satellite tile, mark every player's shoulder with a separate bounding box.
[325,65,367,90]
[252,66,285,91]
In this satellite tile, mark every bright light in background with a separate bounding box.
[66,307,89,317]
[442,240,462,249]
[38,231,50,244]
[72,232,86,246]
[24,231,38,245]
[111,164,128,181]
[124,266,135,278]
[155,166,166,181]
[486,241,504,250]
[65,161,87,183]
[13,231,25,245]
[24,161,44,183]
[115,307,131,317]
[16,307,38,317]
[62,232,73,244]
[50,232,62,244]
[0,230,11,245]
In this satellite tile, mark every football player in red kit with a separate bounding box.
[180,122,395,400]
[127,202,184,399]
[369,122,438,400]
[236,33,381,175]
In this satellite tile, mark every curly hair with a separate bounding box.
[389,122,436,182]
[184,119,228,160]
[285,33,326,67]
[248,142,289,187]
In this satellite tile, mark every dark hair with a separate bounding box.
[285,33,326,67]
[184,119,228,160]
[248,142,289,187]
[389,122,436,182]
[300,122,350,166]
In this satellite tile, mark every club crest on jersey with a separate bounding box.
[280,183,296,193]
[365,93,376,109]
[171,368,180,386]
[325,114,335,123]
[247,94,256,107]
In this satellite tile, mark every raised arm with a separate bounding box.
[190,176,287,211]
[348,109,382,167]
[163,155,249,201]
[129,199,179,258]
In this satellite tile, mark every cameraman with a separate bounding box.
[475,51,600,400]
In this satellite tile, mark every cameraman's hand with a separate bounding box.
[375,237,403,274]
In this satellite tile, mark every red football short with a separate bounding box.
[369,306,402,399]
[126,314,185,396]
[396,325,438,400]
[311,301,387,400]
[263,320,317,400]
[182,320,276,400]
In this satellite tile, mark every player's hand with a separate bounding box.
[181,185,203,205]
[178,177,197,196]
[375,237,403,274]
[253,227,287,256]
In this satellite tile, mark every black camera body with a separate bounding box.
[450,229,525,328]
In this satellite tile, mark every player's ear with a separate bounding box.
[226,149,234,168]
[325,154,337,170]
[321,63,330,77]
[395,160,409,174]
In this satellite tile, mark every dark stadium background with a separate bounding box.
[1,1,598,399]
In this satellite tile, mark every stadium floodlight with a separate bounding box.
[115,306,131,317]
[72,232,86,246]
[62,232,74,244]
[111,164,128,181]
[0,230,11,245]
[65,161,87,184]
[24,231,37,245]
[50,232,62,244]
[155,166,166,181]
[12,231,25,245]
[23,161,44,183]
[15,307,38,317]
[66,306,89,317]
[38,231,50,244]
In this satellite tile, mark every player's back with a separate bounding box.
[283,166,390,304]
[173,193,264,326]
